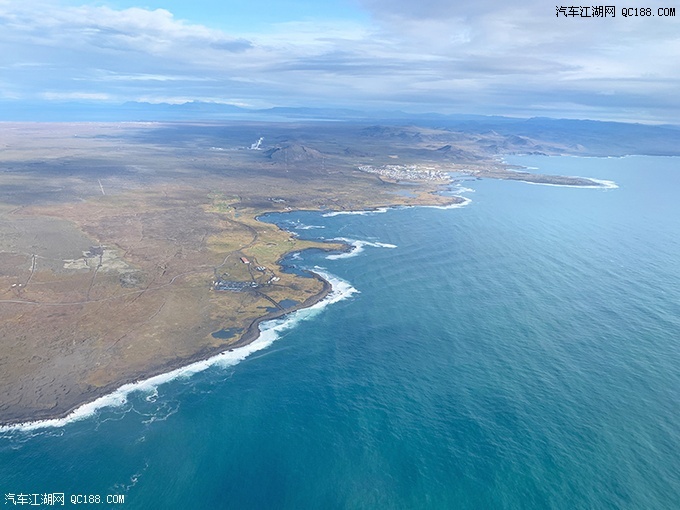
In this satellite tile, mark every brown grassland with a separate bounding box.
[0,122,460,424]
[0,121,599,424]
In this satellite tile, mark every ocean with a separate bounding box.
[1,155,679,509]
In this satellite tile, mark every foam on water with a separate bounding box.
[589,178,619,189]
[322,207,389,217]
[421,196,473,209]
[396,196,472,211]
[326,238,397,260]
[0,271,357,433]
[317,181,474,219]
[454,186,476,194]
[295,224,325,230]
[524,178,619,189]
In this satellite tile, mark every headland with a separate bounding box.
[0,121,606,425]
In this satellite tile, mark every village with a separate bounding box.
[211,256,280,292]
[357,164,450,182]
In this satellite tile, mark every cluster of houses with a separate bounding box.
[212,257,280,292]
[357,164,449,182]
[212,279,258,292]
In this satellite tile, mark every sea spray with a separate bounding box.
[326,238,398,260]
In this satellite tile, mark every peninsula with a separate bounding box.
[0,121,604,425]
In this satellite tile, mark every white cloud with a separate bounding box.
[89,71,216,82]
[41,91,112,101]
[0,0,678,121]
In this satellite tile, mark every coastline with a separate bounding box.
[228,268,333,351]
[0,122,626,433]
[0,166,606,430]
[1,192,463,429]
[0,210,359,430]
[0,268,337,431]
[497,156,618,188]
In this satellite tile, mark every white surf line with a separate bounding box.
[452,185,476,194]
[295,224,325,230]
[587,178,619,189]
[0,271,358,433]
[322,207,389,217]
[393,195,473,211]
[326,237,398,260]
[496,157,619,189]
[523,177,618,189]
[500,158,619,189]
[321,194,472,217]
[419,196,473,209]
[98,179,105,195]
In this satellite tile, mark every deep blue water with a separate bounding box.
[1,155,679,509]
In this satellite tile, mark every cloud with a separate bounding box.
[350,0,680,119]
[0,0,678,121]
[41,91,111,101]
[3,4,253,55]
[210,39,253,52]
[359,0,502,20]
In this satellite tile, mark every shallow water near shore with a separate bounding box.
[2,155,680,509]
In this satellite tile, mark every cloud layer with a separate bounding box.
[1,0,678,121]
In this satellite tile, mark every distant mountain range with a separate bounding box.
[0,100,485,122]
[1,101,678,156]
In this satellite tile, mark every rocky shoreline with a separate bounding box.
[0,265,335,428]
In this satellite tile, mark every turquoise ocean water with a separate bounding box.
[1,155,679,509]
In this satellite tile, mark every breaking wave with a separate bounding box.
[524,178,618,189]
[420,196,473,209]
[0,272,357,433]
[322,207,389,217]
[295,224,326,230]
[327,238,397,260]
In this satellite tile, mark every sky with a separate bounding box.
[1,0,679,122]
